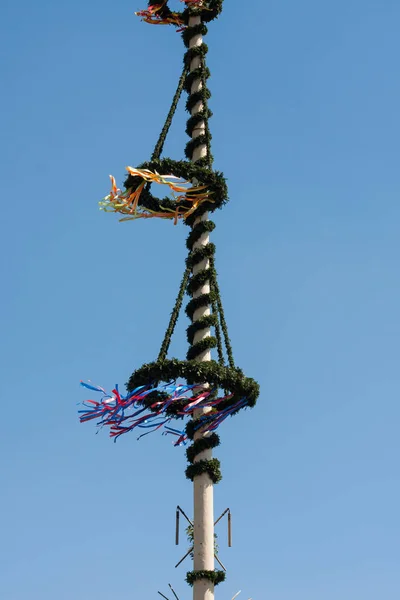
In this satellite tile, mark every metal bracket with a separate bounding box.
[214,507,232,547]
[174,505,232,570]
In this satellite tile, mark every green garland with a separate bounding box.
[185,419,200,441]
[151,64,188,161]
[210,256,235,369]
[186,570,226,587]
[185,109,213,138]
[186,336,217,361]
[185,292,216,321]
[184,43,209,67]
[186,220,216,249]
[127,359,259,409]
[185,88,211,114]
[186,458,222,484]
[186,243,216,269]
[184,220,236,368]
[200,54,213,168]
[187,270,211,296]
[157,265,191,362]
[185,133,211,161]
[184,66,210,94]
[182,23,208,47]
[182,0,224,25]
[211,285,225,366]
[186,314,218,346]
[183,22,214,207]
[123,158,227,221]
[186,433,220,464]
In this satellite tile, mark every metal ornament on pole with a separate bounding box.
[157,588,250,600]
[175,505,232,571]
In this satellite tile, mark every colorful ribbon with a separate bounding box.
[79,380,247,444]
[100,167,214,224]
[135,1,208,28]
[135,2,183,26]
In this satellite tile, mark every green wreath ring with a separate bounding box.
[127,358,260,434]
[122,158,228,225]
[136,1,224,26]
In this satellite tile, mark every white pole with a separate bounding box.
[188,13,215,600]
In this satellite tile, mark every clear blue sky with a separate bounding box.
[1,1,399,598]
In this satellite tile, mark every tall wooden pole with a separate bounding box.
[188,12,215,600]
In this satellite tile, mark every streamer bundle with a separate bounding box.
[100,168,213,223]
[79,380,248,445]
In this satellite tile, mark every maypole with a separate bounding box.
[79,1,259,599]
[187,11,215,600]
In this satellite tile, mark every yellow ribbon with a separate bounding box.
[100,167,215,224]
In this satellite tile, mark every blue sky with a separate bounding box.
[1,0,399,598]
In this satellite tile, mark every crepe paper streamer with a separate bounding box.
[136,2,184,26]
[79,380,248,444]
[100,168,214,224]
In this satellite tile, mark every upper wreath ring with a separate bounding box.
[135,0,224,27]
[100,158,228,225]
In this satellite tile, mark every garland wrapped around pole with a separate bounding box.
[79,1,259,598]
[185,11,219,599]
